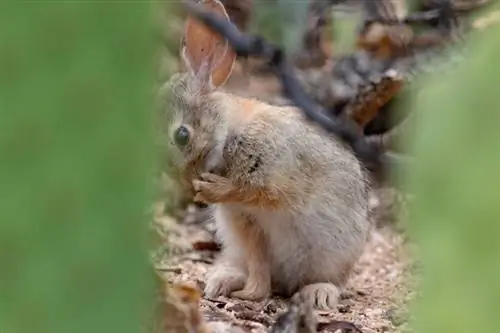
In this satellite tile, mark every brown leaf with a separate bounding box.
[161,281,211,333]
[357,23,414,60]
[344,70,404,129]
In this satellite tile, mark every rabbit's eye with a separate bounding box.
[174,125,190,147]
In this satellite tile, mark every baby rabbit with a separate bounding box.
[165,0,371,310]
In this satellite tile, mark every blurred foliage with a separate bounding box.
[250,0,309,55]
[403,12,500,333]
[0,3,157,333]
[155,83,188,216]
[152,1,184,85]
[152,1,191,214]
[331,10,363,55]
[277,0,310,55]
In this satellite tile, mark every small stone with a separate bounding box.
[262,301,278,314]
[356,290,367,296]
[338,304,351,313]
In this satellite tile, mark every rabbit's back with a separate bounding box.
[216,103,371,295]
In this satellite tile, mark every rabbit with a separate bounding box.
[164,0,372,311]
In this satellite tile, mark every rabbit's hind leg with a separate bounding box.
[296,283,341,311]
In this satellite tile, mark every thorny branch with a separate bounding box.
[182,0,390,174]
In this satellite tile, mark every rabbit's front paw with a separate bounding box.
[231,285,269,301]
[204,266,246,298]
[193,172,234,204]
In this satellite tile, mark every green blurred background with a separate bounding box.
[404,14,500,333]
[0,3,156,333]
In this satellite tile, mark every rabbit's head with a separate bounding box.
[166,0,236,192]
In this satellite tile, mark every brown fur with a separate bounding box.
[166,72,372,310]
[165,0,372,310]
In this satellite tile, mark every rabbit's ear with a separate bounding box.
[181,0,236,90]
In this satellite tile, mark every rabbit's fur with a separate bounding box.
[166,72,371,310]
[166,0,371,310]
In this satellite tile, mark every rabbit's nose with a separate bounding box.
[194,201,208,209]
[206,162,226,176]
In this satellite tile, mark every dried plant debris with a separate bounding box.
[292,0,335,69]
[265,0,484,146]
[297,17,468,119]
[343,69,404,129]
[149,279,209,333]
[268,294,317,333]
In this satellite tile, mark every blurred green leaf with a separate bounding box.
[404,16,500,333]
[0,3,156,333]
[332,10,363,55]
[250,0,309,54]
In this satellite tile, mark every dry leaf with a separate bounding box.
[162,281,211,333]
